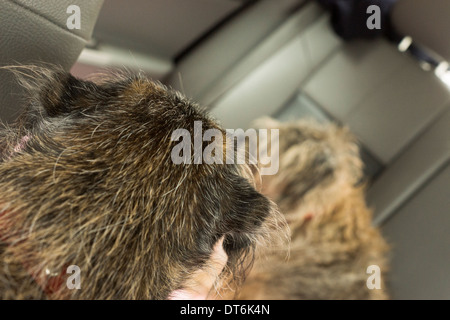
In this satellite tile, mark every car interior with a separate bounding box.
[1,0,449,299]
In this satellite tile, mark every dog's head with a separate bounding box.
[253,117,364,219]
[0,66,285,299]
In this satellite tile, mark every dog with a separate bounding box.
[0,66,286,299]
[234,117,390,300]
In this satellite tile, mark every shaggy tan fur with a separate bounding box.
[235,118,389,300]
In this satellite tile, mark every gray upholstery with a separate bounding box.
[0,0,104,123]
[166,0,307,102]
[391,0,450,61]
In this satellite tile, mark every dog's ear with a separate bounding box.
[5,65,101,118]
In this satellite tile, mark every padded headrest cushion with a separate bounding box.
[0,0,103,123]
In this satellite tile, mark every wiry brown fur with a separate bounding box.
[0,66,286,299]
[235,117,389,300]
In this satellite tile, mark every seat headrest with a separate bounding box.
[0,0,104,123]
